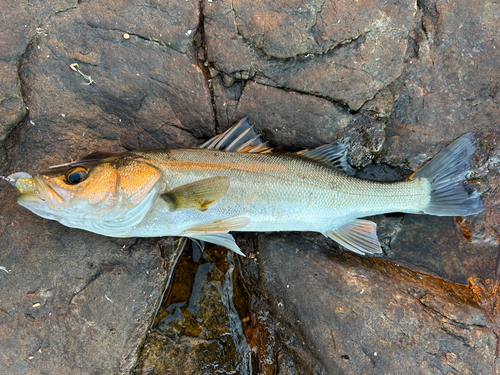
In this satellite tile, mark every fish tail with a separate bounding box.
[413,133,484,216]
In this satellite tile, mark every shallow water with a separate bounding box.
[135,241,255,374]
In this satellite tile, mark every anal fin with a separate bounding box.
[326,219,382,255]
[161,176,229,212]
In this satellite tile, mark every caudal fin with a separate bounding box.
[414,133,484,216]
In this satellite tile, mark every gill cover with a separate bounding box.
[70,160,164,234]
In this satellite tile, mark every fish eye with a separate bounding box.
[65,166,89,185]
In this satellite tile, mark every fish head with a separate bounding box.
[8,155,164,235]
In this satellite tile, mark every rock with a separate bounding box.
[204,0,416,110]
[214,80,385,167]
[135,238,326,374]
[0,1,31,164]
[14,10,213,168]
[257,233,500,374]
[1,0,499,373]
[0,184,172,374]
[379,0,500,249]
[77,0,200,54]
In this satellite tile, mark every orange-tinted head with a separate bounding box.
[11,154,164,235]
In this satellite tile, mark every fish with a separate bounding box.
[2,118,484,256]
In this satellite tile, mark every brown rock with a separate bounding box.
[205,0,416,110]
[0,1,31,164]
[135,239,325,374]
[12,10,213,171]
[0,185,172,374]
[0,0,499,373]
[257,233,500,374]
[78,0,200,54]
[379,0,500,263]
[216,80,385,167]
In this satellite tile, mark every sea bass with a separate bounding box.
[3,118,484,256]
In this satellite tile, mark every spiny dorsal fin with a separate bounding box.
[161,176,230,211]
[326,219,382,255]
[297,143,355,176]
[199,117,271,153]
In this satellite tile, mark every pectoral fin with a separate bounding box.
[326,219,382,255]
[186,233,245,256]
[183,217,250,233]
[161,176,229,211]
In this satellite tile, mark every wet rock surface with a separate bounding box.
[258,234,500,374]
[0,0,499,374]
[0,183,169,374]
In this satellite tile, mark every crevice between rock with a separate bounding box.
[228,0,371,61]
[197,0,219,134]
[1,37,35,167]
[249,76,357,114]
[76,21,187,55]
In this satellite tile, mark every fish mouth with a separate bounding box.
[15,175,68,221]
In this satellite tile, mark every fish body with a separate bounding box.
[5,118,484,255]
[122,149,428,236]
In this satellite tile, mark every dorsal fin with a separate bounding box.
[297,143,355,175]
[199,117,271,153]
[49,151,126,169]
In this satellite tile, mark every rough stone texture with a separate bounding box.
[214,80,385,167]
[0,0,499,373]
[15,9,213,166]
[0,183,171,374]
[258,233,500,374]
[205,0,416,110]
[0,0,31,165]
[377,0,500,277]
[78,0,200,54]
[135,238,326,375]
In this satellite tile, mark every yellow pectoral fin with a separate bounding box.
[161,176,230,211]
[183,217,250,234]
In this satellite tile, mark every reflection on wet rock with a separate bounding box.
[135,244,253,373]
